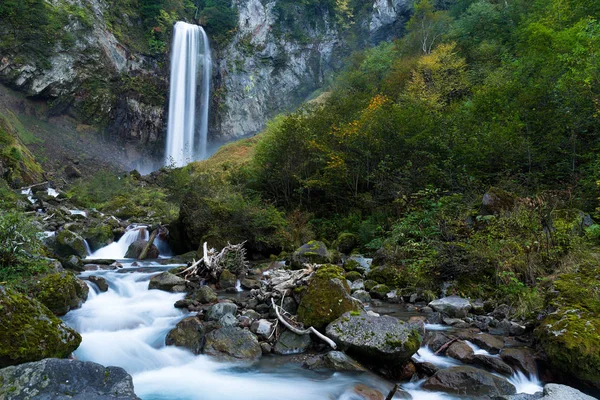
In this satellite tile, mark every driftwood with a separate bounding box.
[434,338,457,355]
[177,241,249,281]
[270,298,337,349]
[138,228,159,260]
[385,384,399,400]
[19,181,49,191]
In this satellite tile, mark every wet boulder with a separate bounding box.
[500,348,538,377]
[192,285,218,304]
[325,311,422,366]
[428,296,471,318]
[241,278,261,290]
[297,265,360,330]
[0,286,81,367]
[203,326,261,361]
[0,358,140,399]
[446,340,474,363]
[273,330,312,355]
[291,241,333,268]
[423,366,516,396]
[474,354,514,376]
[369,284,390,299]
[205,302,238,321]
[305,351,367,372]
[472,333,505,354]
[218,269,237,290]
[540,383,596,400]
[31,272,89,316]
[352,290,371,304]
[165,316,206,354]
[125,240,159,259]
[148,272,186,292]
[55,229,88,258]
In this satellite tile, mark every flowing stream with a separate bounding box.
[165,21,212,167]
[63,264,543,399]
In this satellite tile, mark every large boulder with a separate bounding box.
[428,296,472,318]
[0,286,81,367]
[273,330,312,355]
[291,241,333,268]
[218,269,237,290]
[203,327,261,361]
[31,272,89,316]
[55,229,89,258]
[541,383,596,400]
[148,272,186,292]
[500,348,538,377]
[124,240,159,259]
[297,265,360,330]
[423,366,516,396]
[165,316,206,355]
[446,340,474,363]
[192,286,217,304]
[205,302,238,321]
[325,311,422,366]
[0,358,140,399]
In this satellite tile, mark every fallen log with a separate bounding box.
[138,228,159,260]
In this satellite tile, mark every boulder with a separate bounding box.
[31,272,89,316]
[206,302,238,321]
[297,265,360,330]
[423,366,516,396]
[0,358,139,399]
[124,239,159,259]
[500,348,538,377]
[88,275,109,292]
[219,313,239,327]
[55,229,88,258]
[474,354,514,375]
[304,351,367,372]
[482,187,516,215]
[241,278,261,290]
[251,319,273,339]
[291,241,333,268]
[192,286,217,304]
[471,333,504,354]
[335,232,358,254]
[352,290,371,303]
[325,311,422,366]
[273,330,312,355]
[428,296,472,318]
[165,316,206,354]
[369,284,390,299]
[541,383,596,400]
[446,340,474,363]
[423,332,452,353]
[203,327,261,361]
[350,278,365,290]
[148,272,186,292]
[219,269,237,290]
[0,286,81,367]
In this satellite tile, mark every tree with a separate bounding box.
[406,0,452,54]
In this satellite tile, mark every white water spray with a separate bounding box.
[165,21,212,167]
[87,225,149,259]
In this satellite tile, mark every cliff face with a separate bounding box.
[0,0,412,165]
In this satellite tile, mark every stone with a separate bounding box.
[241,278,261,290]
[369,284,390,299]
[428,296,472,318]
[203,327,261,361]
[291,241,333,268]
[251,319,273,339]
[242,309,261,320]
[281,297,298,315]
[124,239,159,259]
[482,187,516,215]
[0,286,81,367]
[352,289,372,303]
[219,313,239,327]
[335,232,358,254]
[273,330,312,355]
[414,361,440,376]
[423,332,452,353]
[325,311,422,366]
[541,383,596,400]
[471,333,504,354]
[423,366,516,396]
[55,229,88,258]
[446,340,474,363]
[364,279,378,291]
[148,272,187,292]
[500,348,538,377]
[219,269,237,289]
[192,286,217,304]
[350,279,365,291]
[65,165,82,179]
[493,304,512,320]
[474,354,514,375]
[352,384,384,400]
[0,358,139,399]
[88,275,109,292]
[346,271,363,283]
[165,316,206,354]
[297,265,361,330]
[322,351,366,372]
[206,302,238,321]
[260,342,272,354]
[31,272,89,316]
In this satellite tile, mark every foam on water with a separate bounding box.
[465,340,496,356]
[412,346,461,368]
[424,323,450,331]
[47,188,59,197]
[88,226,148,259]
[508,371,543,395]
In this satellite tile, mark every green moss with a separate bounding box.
[335,232,358,254]
[0,286,81,367]
[346,271,363,282]
[30,272,88,316]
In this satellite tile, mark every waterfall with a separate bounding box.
[165,21,212,168]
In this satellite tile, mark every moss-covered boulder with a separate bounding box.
[148,272,187,292]
[219,269,237,290]
[335,232,358,254]
[31,272,89,316]
[297,265,360,330]
[55,229,89,258]
[83,224,114,251]
[325,311,422,367]
[291,241,333,269]
[203,326,261,361]
[125,239,159,259]
[481,187,516,215]
[370,284,391,299]
[367,265,403,287]
[0,286,81,367]
[536,267,600,384]
[165,316,206,355]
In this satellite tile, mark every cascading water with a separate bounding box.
[165,21,212,167]
[87,225,149,259]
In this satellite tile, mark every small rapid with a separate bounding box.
[87,225,149,259]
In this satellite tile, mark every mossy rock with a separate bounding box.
[346,271,363,282]
[481,187,516,215]
[370,284,391,299]
[31,272,89,316]
[335,232,359,254]
[344,259,363,273]
[364,280,378,291]
[536,267,600,384]
[55,229,88,258]
[367,265,405,287]
[84,224,114,250]
[0,286,81,367]
[291,241,333,269]
[297,265,360,330]
[219,269,237,289]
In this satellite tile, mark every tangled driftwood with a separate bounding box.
[178,242,249,281]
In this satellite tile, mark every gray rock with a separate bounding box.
[203,327,261,361]
[322,351,366,372]
[241,278,261,290]
[124,239,159,259]
[281,297,298,315]
[500,348,538,377]
[325,311,422,366]
[423,366,516,396]
[88,275,108,292]
[148,272,186,292]
[474,354,514,375]
[165,316,206,354]
[352,289,371,303]
[242,309,261,320]
[350,279,365,292]
[446,340,474,363]
[192,286,217,304]
[541,384,595,400]
[471,333,504,354]
[251,319,273,339]
[291,241,332,268]
[429,296,472,318]
[206,302,239,321]
[423,332,452,353]
[219,313,239,327]
[0,358,139,399]
[260,342,272,354]
[273,330,312,355]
